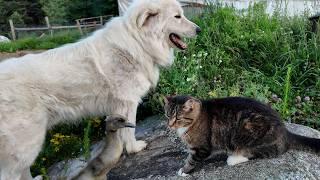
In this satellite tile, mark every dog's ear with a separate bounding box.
[137,7,159,28]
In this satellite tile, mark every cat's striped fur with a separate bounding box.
[164,95,320,176]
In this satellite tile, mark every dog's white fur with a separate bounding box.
[0,0,199,179]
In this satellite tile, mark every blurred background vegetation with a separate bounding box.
[0,0,118,37]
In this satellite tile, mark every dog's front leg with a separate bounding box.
[113,100,147,153]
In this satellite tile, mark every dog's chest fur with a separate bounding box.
[39,46,160,126]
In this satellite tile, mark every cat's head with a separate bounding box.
[164,95,201,131]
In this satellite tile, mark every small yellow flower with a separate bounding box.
[91,117,102,128]
[208,91,217,97]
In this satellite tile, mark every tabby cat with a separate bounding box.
[164,95,320,176]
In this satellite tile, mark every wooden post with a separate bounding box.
[76,20,83,35]
[100,16,103,26]
[9,20,16,41]
[45,16,53,36]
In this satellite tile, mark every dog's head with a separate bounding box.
[125,0,200,66]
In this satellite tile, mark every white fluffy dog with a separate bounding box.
[0,0,200,179]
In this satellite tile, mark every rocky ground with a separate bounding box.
[48,116,320,180]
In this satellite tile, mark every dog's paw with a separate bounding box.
[227,155,249,166]
[177,168,189,177]
[126,140,147,153]
[33,175,43,180]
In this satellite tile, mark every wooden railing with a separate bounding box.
[9,15,113,40]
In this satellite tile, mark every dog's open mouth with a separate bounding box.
[169,33,187,50]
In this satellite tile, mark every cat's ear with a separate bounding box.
[183,99,199,112]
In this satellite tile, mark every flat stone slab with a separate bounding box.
[48,116,320,180]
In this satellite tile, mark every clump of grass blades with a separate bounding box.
[151,3,320,129]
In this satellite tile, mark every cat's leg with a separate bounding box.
[226,149,250,166]
[227,143,282,166]
[249,143,284,159]
[113,100,147,153]
[178,147,211,176]
[227,154,249,166]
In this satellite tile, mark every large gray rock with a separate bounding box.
[48,116,320,180]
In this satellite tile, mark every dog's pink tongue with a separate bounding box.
[172,35,187,49]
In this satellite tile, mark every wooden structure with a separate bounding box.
[180,1,206,18]
[309,13,320,33]
[75,15,113,35]
[117,0,206,16]
[9,15,113,40]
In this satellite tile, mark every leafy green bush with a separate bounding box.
[150,3,319,128]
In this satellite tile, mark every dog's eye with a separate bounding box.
[174,15,181,19]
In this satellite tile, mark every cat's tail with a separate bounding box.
[287,130,320,152]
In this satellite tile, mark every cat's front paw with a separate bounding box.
[126,140,147,153]
[177,168,189,177]
[227,155,249,166]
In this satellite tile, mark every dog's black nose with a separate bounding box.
[196,27,201,34]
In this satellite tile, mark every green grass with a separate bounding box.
[282,65,292,116]
[0,31,81,52]
[148,3,320,128]
[11,2,320,177]
[83,119,92,160]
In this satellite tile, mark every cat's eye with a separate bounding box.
[175,15,181,19]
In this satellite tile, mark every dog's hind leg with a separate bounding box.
[0,162,36,180]
[0,111,47,180]
[1,167,22,180]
